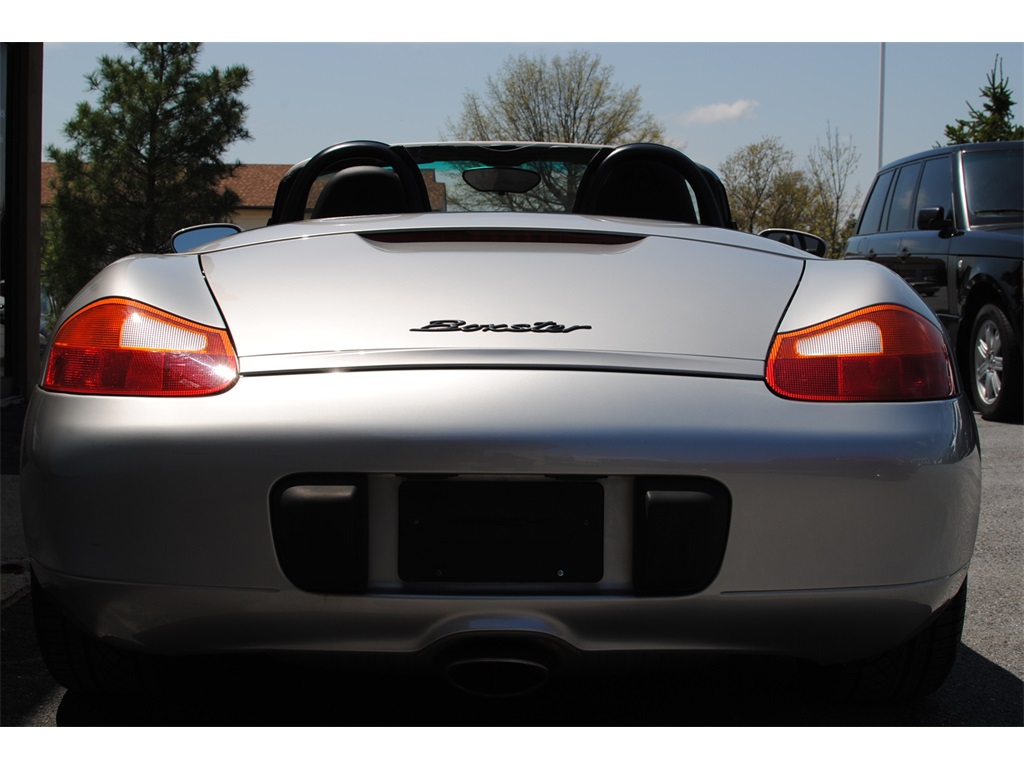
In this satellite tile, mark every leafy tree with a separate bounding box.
[806,124,861,256]
[43,43,251,309]
[762,168,814,232]
[719,136,813,234]
[445,50,665,211]
[719,131,862,257]
[447,50,664,145]
[943,55,1024,144]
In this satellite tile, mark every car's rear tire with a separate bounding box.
[823,578,967,702]
[31,569,160,697]
[969,304,1022,423]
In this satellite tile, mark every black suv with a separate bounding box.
[845,141,1023,422]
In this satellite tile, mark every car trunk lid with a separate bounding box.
[201,225,805,378]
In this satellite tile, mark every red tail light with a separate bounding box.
[43,298,238,396]
[766,304,956,402]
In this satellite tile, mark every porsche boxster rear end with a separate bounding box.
[22,142,980,701]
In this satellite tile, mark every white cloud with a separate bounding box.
[680,99,760,125]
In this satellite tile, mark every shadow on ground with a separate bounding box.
[3,591,1021,726]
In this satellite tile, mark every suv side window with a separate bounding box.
[856,169,895,235]
[914,157,953,226]
[885,162,922,232]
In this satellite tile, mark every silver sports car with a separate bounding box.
[23,141,980,701]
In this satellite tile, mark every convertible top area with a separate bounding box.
[268,140,731,228]
[174,140,830,258]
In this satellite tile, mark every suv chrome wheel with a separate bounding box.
[973,316,1003,407]
[969,304,1022,422]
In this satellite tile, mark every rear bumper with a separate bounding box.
[33,561,966,665]
[22,368,981,664]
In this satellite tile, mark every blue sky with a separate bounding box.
[37,40,1024,204]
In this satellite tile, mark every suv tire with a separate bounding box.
[969,303,1022,422]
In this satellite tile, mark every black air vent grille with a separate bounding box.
[270,475,368,594]
[633,478,731,596]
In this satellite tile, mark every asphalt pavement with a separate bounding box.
[1,396,1021,726]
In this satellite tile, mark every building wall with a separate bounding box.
[230,209,273,230]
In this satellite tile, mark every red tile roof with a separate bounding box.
[40,163,290,210]
[41,163,446,211]
[40,163,57,206]
[222,164,293,208]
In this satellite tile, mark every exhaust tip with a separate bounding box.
[445,657,549,698]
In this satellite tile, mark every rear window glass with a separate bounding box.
[963,148,1023,226]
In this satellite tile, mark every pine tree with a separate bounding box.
[43,43,251,309]
[944,55,1024,145]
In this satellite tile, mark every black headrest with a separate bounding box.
[312,166,410,218]
[583,160,698,223]
[573,144,724,226]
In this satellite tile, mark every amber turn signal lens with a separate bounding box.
[766,304,956,402]
[43,298,238,396]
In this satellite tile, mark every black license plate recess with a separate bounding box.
[398,480,603,583]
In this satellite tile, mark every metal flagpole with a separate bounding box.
[878,42,886,170]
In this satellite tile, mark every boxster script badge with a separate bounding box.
[411,319,592,334]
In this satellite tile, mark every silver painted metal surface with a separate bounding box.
[60,253,225,328]
[201,220,804,365]
[22,366,979,662]
[21,157,982,674]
